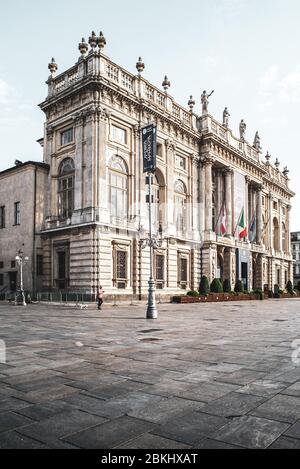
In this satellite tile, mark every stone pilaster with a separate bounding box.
[268,191,273,251]
[256,185,263,245]
[245,176,250,242]
[199,161,205,236]
[224,168,233,235]
[203,156,214,232]
[73,114,84,216]
[191,155,201,240]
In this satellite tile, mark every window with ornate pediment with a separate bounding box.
[108,156,128,223]
[174,180,187,233]
[58,158,75,219]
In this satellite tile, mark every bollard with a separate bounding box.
[113,294,117,307]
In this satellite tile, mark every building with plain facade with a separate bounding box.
[0,32,295,300]
[0,161,49,296]
[291,232,300,287]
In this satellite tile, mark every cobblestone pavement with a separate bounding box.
[1,299,300,449]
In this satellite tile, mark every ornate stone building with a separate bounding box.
[35,32,294,299]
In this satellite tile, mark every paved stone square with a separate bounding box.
[1,299,300,449]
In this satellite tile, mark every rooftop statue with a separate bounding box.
[201,90,214,114]
[223,107,230,127]
[239,119,246,140]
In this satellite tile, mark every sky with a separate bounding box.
[0,0,300,229]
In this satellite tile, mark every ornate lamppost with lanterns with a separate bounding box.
[15,247,29,306]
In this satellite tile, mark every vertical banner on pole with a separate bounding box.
[142,124,157,173]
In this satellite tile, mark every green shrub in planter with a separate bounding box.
[286,281,294,295]
[187,290,199,297]
[234,280,244,293]
[210,278,223,293]
[199,276,210,296]
[223,279,231,293]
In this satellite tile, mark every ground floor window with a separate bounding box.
[155,253,165,289]
[112,244,130,290]
[54,244,70,289]
[276,268,281,286]
[178,254,189,289]
[37,255,43,276]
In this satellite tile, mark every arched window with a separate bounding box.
[174,180,187,232]
[282,222,286,252]
[152,174,160,227]
[108,156,128,221]
[217,254,223,280]
[58,158,75,219]
[152,170,165,230]
[273,217,279,251]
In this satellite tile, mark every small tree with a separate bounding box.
[187,290,199,297]
[223,279,231,293]
[286,280,294,295]
[199,276,210,296]
[210,278,223,293]
[234,280,244,293]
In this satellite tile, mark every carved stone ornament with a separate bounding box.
[166,139,176,152]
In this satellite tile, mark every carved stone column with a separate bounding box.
[245,176,251,242]
[199,162,205,236]
[286,204,291,254]
[269,191,273,251]
[203,156,214,232]
[46,126,54,219]
[191,155,200,239]
[278,200,283,252]
[224,168,233,235]
[73,114,84,215]
[256,185,263,245]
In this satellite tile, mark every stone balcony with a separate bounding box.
[200,114,260,164]
[46,52,197,131]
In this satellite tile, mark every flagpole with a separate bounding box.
[214,201,225,233]
[233,207,243,237]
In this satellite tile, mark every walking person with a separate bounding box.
[97,285,104,310]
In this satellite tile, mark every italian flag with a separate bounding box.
[220,206,227,235]
[238,208,247,239]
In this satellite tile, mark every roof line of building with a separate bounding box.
[0,161,50,177]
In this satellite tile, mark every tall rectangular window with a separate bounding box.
[180,258,188,283]
[179,256,188,289]
[175,155,187,170]
[0,274,3,286]
[37,255,43,276]
[155,254,165,289]
[0,206,5,229]
[111,125,127,145]
[116,250,127,289]
[0,261,3,269]
[14,202,20,225]
[60,128,74,146]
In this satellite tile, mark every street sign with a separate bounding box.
[142,124,157,173]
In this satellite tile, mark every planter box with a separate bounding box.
[173,293,260,304]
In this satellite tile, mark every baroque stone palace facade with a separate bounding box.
[36,32,294,299]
